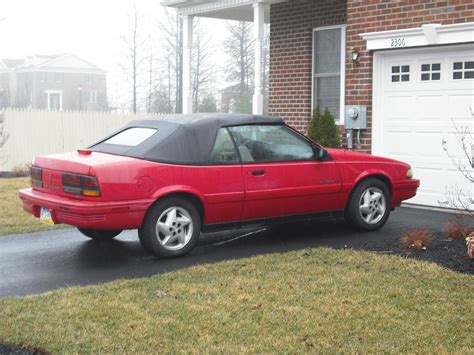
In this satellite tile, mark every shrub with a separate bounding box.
[307,106,341,148]
[400,229,433,251]
[443,215,472,240]
[9,164,31,178]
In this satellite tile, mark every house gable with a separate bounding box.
[36,54,105,74]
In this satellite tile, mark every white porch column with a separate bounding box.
[252,1,266,115]
[182,15,194,114]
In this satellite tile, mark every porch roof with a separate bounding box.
[161,0,288,22]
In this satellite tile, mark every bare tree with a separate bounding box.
[157,12,215,114]
[442,116,474,215]
[121,2,146,113]
[223,21,254,113]
[166,55,173,113]
[192,19,213,112]
[145,37,155,113]
[224,21,254,90]
[159,8,183,113]
[149,56,175,114]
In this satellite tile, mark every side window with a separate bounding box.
[209,128,239,164]
[228,125,315,163]
[102,127,157,146]
[313,26,345,122]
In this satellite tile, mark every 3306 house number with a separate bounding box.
[390,38,406,47]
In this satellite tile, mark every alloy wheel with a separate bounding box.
[358,187,386,225]
[155,206,194,251]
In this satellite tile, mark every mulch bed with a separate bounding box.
[358,232,473,274]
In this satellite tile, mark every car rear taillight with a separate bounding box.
[62,172,101,197]
[30,166,43,187]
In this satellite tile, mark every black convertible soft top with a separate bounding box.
[90,113,284,164]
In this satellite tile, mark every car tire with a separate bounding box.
[138,197,201,258]
[345,178,391,231]
[77,228,122,241]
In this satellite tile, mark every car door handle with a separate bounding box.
[251,170,265,176]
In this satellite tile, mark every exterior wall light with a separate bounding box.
[347,47,360,63]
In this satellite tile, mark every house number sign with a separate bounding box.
[390,38,406,47]
[362,23,473,51]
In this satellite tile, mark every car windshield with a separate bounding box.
[102,127,157,146]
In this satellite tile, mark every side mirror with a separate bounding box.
[317,147,328,160]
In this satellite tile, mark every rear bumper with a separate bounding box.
[19,188,154,230]
[391,179,420,207]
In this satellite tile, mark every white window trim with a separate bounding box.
[312,24,346,125]
[45,89,63,111]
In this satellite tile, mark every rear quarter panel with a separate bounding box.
[93,160,245,225]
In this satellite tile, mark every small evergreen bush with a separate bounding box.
[307,106,341,148]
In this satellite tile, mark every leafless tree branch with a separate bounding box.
[442,115,474,216]
[121,2,146,113]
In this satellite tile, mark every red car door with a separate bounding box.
[228,125,342,221]
[203,127,246,224]
[242,161,342,220]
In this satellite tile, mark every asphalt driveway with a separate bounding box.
[0,207,455,297]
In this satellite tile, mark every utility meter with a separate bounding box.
[348,107,359,120]
[344,105,367,130]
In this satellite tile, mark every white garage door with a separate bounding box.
[373,45,474,209]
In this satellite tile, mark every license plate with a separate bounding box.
[40,207,55,225]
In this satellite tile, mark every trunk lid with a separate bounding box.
[32,151,138,198]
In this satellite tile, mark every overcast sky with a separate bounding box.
[0,0,229,109]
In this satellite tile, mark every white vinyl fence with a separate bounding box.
[0,109,163,172]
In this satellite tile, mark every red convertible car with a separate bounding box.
[19,114,419,258]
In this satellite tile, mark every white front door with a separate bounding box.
[373,45,474,209]
[46,90,63,111]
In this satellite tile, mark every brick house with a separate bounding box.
[163,0,473,209]
[0,53,107,111]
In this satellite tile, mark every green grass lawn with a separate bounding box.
[0,248,472,353]
[0,178,69,236]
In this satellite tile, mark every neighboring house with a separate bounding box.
[0,53,107,111]
[163,0,474,210]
